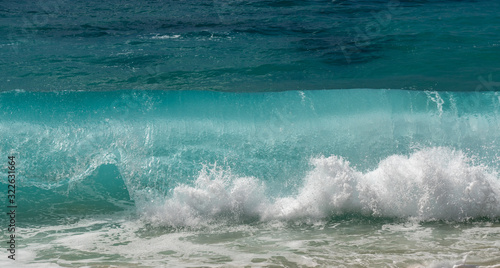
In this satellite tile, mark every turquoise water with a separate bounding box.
[1,0,500,267]
[1,89,500,267]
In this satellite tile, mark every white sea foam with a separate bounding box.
[144,164,269,227]
[145,147,500,226]
[151,34,181,39]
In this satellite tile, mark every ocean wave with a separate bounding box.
[2,89,499,226]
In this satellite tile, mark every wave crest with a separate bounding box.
[143,147,500,227]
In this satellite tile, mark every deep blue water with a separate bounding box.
[1,0,500,92]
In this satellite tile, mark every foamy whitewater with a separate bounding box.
[147,147,500,227]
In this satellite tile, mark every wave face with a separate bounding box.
[1,89,500,225]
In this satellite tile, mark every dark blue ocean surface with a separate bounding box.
[1,0,500,92]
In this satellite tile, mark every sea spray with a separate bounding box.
[142,147,500,227]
